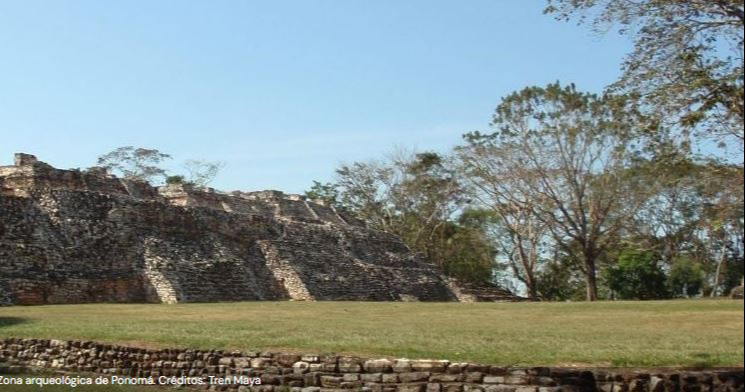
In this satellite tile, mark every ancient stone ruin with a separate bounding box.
[0,153,507,305]
[2,338,743,392]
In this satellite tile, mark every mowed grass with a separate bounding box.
[0,300,742,367]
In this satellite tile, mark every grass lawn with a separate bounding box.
[0,300,742,367]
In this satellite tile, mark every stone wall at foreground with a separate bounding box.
[0,338,742,392]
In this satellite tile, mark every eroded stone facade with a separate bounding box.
[0,154,461,305]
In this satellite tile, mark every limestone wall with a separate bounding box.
[1,339,742,392]
[0,154,461,304]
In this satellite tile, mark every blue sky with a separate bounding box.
[0,1,632,193]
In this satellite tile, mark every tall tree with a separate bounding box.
[456,144,549,299]
[335,151,464,262]
[318,150,499,286]
[545,0,744,154]
[458,83,652,301]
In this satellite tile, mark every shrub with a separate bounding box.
[667,256,705,297]
[166,175,186,185]
[605,248,669,300]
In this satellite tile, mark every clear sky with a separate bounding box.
[0,0,632,193]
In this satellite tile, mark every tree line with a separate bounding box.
[305,1,744,301]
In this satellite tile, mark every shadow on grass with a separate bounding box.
[0,317,27,328]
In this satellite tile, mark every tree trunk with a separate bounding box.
[584,249,598,301]
[585,271,598,301]
[710,249,726,297]
[525,272,538,300]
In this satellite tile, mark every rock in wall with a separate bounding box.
[0,154,459,304]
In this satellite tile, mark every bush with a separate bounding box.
[536,260,586,301]
[667,256,705,297]
[605,248,669,300]
[165,175,186,185]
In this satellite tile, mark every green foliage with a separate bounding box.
[535,260,586,301]
[165,175,186,185]
[459,82,649,301]
[722,253,745,294]
[304,181,340,207]
[605,248,670,300]
[667,256,705,298]
[315,152,502,287]
[437,209,500,286]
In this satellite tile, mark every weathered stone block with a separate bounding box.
[251,358,271,369]
[362,373,384,383]
[320,376,343,388]
[277,354,302,367]
[505,376,530,385]
[343,373,361,382]
[448,364,468,374]
[444,383,465,392]
[399,372,431,383]
[484,386,516,392]
[412,360,450,373]
[533,377,558,386]
[484,377,506,384]
[397,383,426,392]
[394,360,413,373]
[599,382,615,392]
[366,359,394,373]
[428,383,443,392]
[339,357,363,373]
[304,372,321,387]
[432,375,464,383]
[234,357,251,368]
[293,361,310,374]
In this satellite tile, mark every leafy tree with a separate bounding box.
[667,256,705,298]
[545,0,744,153]
[545,1,745,298]
[458,83,654,300]
[604,247,669,300]
[456,141,549,299]
[96,146,172,183]
[316,150,500,287]
[434,209,500,286]
[304,181,340,207]
[335,150,465,260]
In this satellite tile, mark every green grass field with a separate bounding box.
[1,300,742,367]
